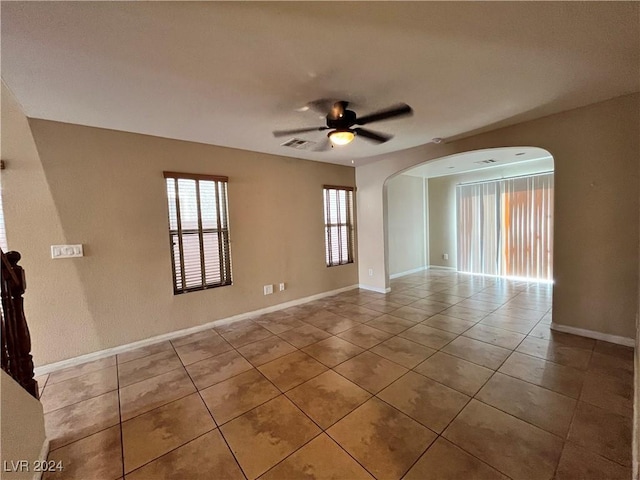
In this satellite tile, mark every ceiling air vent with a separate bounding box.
[281,138,316,150]
[474,159,497,165]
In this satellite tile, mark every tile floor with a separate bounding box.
[36,270,634,479]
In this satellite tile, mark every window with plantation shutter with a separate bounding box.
[164,172,232,294]
[323,185,355,267]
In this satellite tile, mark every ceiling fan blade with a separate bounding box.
[307,98,338,114]
[355,103,413,126]
[312,137,332,152]
[273,126,329,137]
[354,128,393,143]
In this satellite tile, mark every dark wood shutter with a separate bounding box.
[323,185,354,267]
[164,172,232,294]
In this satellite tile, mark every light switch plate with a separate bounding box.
[51,244,83,259]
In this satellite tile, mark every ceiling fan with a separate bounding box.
[273,100,413,150]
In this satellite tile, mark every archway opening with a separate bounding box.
[383,146,554,296]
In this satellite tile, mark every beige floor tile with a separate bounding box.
[118,350,182,388]
[588,351,634,382]
[260,433,374,480]
[119,367,196,421]
[580,371,633,417]
[45,391,120,450]
[258,351,327,391]
[364,299,404,314]
[125,430,244,480]
[337,324,393,349]
[567,401,632,467]
[479,313,538,334]
[365,314,415,334]
[302,336,364,367]
[255,316,307,335]
[278,324,332,348]
[516,336,592,369]
[463,323,525,350]
[405,300,450,316]
[170,328,219,348]
[219,323,273,348]
[122,393,215,473]
[117,341,173,364]
[388,305,431,322]
[44,426,122,480]
[527,327,596,350]
[426,293,467,305]
[555,442,631,480]
[370,336,436,368]
[173,334,233,365]
[36,374,49,398]
[404,437,508,480]
[47,356,116,385]
[441,305,488,322]
[476,372,576,437]
[378,371,469,433]
[443,400,563,480]
[214,319,256,335]
[41,366,118,413]
[336,305,382,323]
[593,340,634,361]
[414,351,494,396]
[237,336,297,366]
[398,324,457,349]
[327,397,436,480]
[200,369,280,425]
[304,310,360,334]
[421,314,476,334]
[186,350,254,390]
[499,351,585,398]
[442,336,510,369]
[221,395,321,479]
[384,293,419,306]
[333,351,408,394]
[286,370,371,429]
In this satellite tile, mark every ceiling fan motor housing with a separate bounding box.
[327,110,356,129]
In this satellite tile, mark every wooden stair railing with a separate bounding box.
[1,248,38,398]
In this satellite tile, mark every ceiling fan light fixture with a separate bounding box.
[329,130,355,146]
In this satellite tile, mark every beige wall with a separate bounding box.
[1,372,46,480]
[386,174,427,276]
[428,158,554,269]
[357,93,639,340]
[1,85,357,366]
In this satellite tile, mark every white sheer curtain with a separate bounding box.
[456,172,553,281]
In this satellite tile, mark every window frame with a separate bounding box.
[164,171,233,294]
[323,185,355,267]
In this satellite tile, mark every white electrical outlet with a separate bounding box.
[263,285,273,295]
[51,244,84,259]
[279,283,285,291]
[368,268,374,277]
[443,253,449,260]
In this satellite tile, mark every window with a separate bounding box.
[457,172,553,281]
[164,172,232,294]
[323,185,355,266]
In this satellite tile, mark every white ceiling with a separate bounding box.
[400,147,553,179]
[2,2,638,166]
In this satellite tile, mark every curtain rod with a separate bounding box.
[457,170,554,187]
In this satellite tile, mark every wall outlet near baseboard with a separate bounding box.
[263,285,273,295]
[279,283,285,292]
[442,253,449,260]
[368,268,374,277]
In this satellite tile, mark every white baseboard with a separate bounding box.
[389,266,428,279]
[32,438,50,480]
[358,284,391,294]
[550,322,635,347]
[427,265,457,271]
[34,284,359,375]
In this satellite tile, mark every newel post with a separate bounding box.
[4,251,38,398]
